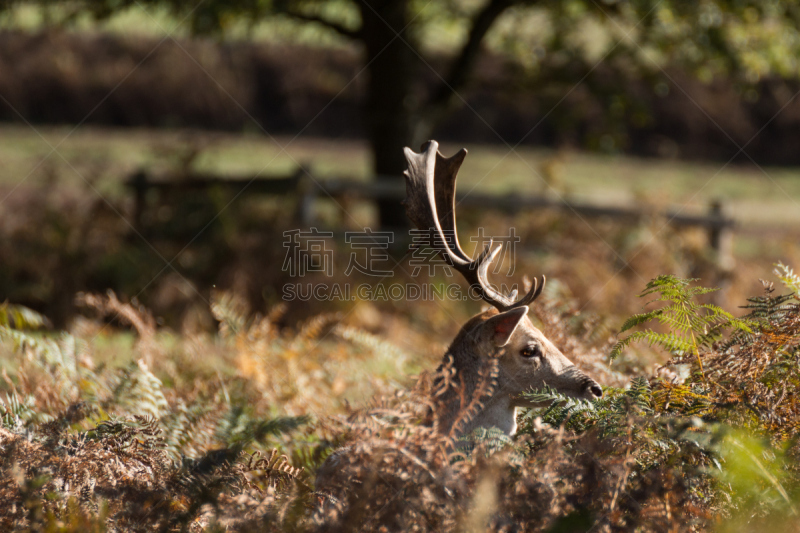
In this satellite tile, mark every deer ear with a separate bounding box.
[484,306,529,347]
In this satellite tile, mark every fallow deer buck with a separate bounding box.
[403,140,603,438]
[314,142,602,497]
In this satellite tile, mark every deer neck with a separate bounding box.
[460,395,518,436]
[435,348,518,438]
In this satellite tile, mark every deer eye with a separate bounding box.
[520,345,542,359]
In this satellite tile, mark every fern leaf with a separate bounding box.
[626,377,653,411]
[211,292,248,338]
[335,325,408,364]
[215,405,308,448]
[250,416,311,442]
[612,330,692,360]
[0,303,48,330]
[620,310,664,332]
[520,383,564,405]
[774,262,800,295]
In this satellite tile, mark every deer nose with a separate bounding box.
[584,382,603,399]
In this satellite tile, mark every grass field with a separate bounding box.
[2,124,800,231]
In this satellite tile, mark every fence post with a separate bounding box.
[708,199,735,307]
[130,170,148,232]
[708,200,734,272]
[295,166,316,226]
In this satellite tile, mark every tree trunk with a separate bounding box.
[360,0,417,230]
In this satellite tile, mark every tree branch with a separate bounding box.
[283,9,361,40]
[425,0,514,116]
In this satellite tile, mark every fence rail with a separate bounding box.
[126,169,735,267]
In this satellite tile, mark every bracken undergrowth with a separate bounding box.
[0,265,799,531]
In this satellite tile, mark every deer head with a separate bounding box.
[403,141,602,437]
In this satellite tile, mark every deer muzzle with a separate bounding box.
[560,365,603,400]
[582,379,603,399]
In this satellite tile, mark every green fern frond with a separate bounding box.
[641,276,719,301]
[109,359,169,419]
[544,397,596,427]
[465,426,515,456]
[613,330,693,358]
[290,440,332,472]
[0,327,84,395]
[654,311,695,333]
[626,376,653,411]
[211,292,248,338]
[520,385,597,429]
[0,303,48,330]
[610,276,753,376]
[215,405,308,448]
[335,325,409,364]
[520,383,566,405]
[640,275,695,296]
[0,327,58,360]
[620,310,664,332]
[250,416,311,443]
[161,400,216,461]
[0,393,50,430]
[774,262,800,295]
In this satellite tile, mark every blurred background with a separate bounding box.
[0,0,799,357]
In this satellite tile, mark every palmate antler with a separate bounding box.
[403,140,544,311]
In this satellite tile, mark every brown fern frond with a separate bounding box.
[448,359,499,440]
[242,449,305,491]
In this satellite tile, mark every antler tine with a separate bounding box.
[474,242,515,308]
[515,275,546,307]
[404,141,543,311]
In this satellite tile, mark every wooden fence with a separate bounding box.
[126,168,736,268]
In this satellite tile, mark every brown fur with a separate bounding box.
[433,306,602,437]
